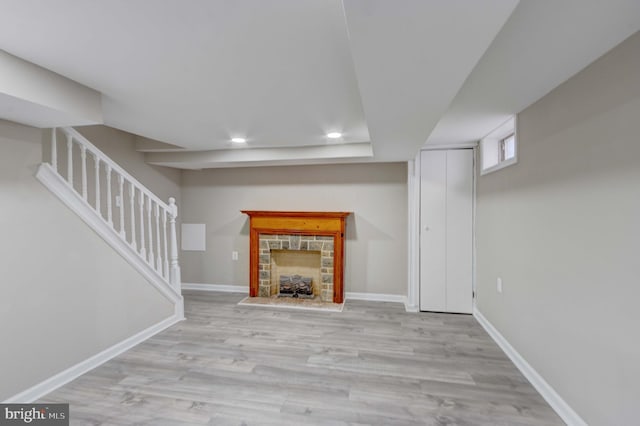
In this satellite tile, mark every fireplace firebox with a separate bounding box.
[279,275,313,297]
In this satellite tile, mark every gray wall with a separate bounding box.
[0,120,174,400]
[181,163,407,295]
[475,32,640,425]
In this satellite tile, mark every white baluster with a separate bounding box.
[129,183,137,251]
[51,129,58,172]
[93,154,100,214]
[155,203,162,273]
[168,197,181,288]
[118,175,125,237]
[163,209,169,279]
[106,165,113,226]
[138,192,146,258]
[147,196,154,266]
[66,134,73,184]
[80,145,87,200]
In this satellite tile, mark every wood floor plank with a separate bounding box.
[38,291,563,425]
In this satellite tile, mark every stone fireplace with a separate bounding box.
[241,211,350,304]
[259,235,334,301]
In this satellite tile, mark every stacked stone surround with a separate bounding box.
[258,233,335,301]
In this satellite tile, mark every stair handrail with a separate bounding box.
[49,127,181,290]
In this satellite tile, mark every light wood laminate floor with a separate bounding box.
[41,291,563,425]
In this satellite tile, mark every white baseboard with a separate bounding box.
[182,283,248,293]
[4,314,183,403]
[473,308,586,426]
[345,292,406,304]
[404,303,420,313]
[182,284,408,306]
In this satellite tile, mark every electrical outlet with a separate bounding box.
[115,195,121,207]
[497,277,503,293]
[232,251,238,261]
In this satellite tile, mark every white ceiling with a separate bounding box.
[427,0,640,146]
[1,0,639,168]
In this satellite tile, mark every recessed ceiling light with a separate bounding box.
[327,132,342,139]
[231,137,246,144]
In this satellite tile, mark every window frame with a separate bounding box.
[480,116,518,176]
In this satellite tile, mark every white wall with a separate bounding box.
[0,120,174,400]
[476,32,640,425]
[181,163,407,296]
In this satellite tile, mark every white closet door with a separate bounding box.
[419,150,447,312]
[445,149,473,314]
[419,149,473,314]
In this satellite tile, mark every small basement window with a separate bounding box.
[480,116,517,175]
[501,133,516,161]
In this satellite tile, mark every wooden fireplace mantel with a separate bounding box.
[241,211,351,303]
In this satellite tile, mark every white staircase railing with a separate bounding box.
[47,127,181,291]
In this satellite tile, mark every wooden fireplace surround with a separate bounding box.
[241,211,351,303]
